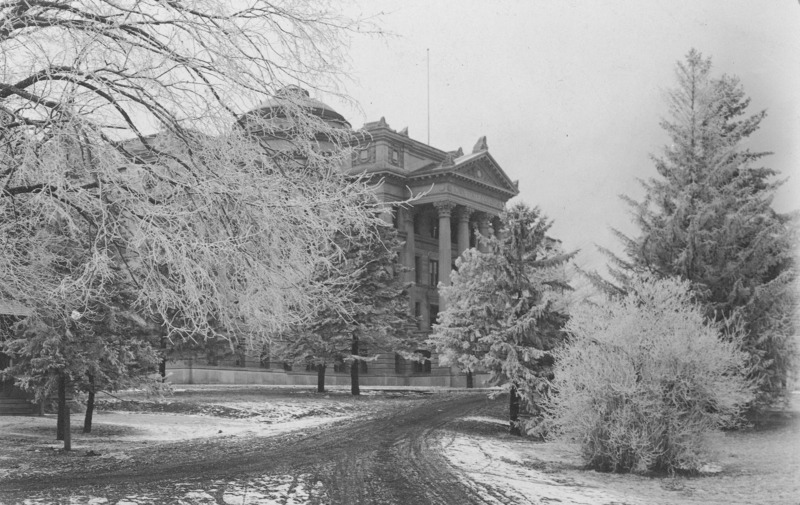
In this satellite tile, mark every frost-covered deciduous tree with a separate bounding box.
[599,49,797,405]
[430,203,574,435]
[277,216,416,395]
[545,275,753,474]
[0,0,383,448]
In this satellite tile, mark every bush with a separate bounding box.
[544,275,753,474]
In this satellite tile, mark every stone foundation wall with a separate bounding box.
[165,362,492,389]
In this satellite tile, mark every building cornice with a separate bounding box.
[353,126,448,162]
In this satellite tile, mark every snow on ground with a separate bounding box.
[20,474,329,505]
[441,409,800,505]
[459,416,507,427]
[1,411,339,446]
[439,428,636,505]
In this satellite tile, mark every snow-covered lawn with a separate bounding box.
[0,386,400,483]
[19,474,329,505]
[0,386,430,504]
[441,405,800,505]
[0,410,339,447]
[440,427,659,504]
[0,389,362,457]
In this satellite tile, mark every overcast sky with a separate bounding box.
[328,0,799,271]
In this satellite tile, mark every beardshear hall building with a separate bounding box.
[167,88,521,387]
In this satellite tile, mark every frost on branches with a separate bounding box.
[545,275,753,474]
[598,49,797,405]
[0,0,384,443]
[430,203,575,435]
[275,216,417,395]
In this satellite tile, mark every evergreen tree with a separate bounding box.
[277,216,416,395]
[2,287,161,445]
[1,221,161,447]
[430,203,575,435]
[612,50,797,404]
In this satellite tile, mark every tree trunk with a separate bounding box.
[159,336,167,382]
[83,374,95,434]
[350,335,360,396]
[509,383,521,436]
[57,373,71,450]
[466,370,474,389]
[57,373,66,441]
[317,364,326,393]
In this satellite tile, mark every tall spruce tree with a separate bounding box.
[612,50,797,404]
[430,203,574,435]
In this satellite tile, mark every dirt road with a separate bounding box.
[1,392,503,504]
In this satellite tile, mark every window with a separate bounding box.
[429,215,439,239]
[395,353,405,374]
[282,361,293,372]
[259,344,271,369]
[413,350,432,373]
[429,304,439,328]
[333,354,347,373]
[429,259,439,287]
[234,346,246,367]
[392,207,400,229]
[413,214,421,235]
[414,256,422,284]
[414,302,422,330]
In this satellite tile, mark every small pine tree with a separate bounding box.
[278,216,416,394]
[430,203,575,435]
[2,291,161,444]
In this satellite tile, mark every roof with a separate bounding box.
[243,86,351,131]
[409,142,520,197]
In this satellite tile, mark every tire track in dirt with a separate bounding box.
[1,393,502,504]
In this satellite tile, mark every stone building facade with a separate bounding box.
[169,90,520,387]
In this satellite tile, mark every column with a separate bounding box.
[456,206,473,256]
[434,201,455,289]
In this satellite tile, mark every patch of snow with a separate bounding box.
[177,491,216,504]
[24,498,109,505]
[459,415,507,426]
[440,432,646,505]
[698,462,723,474]
[19,474,329,505]
[0,411,341,447]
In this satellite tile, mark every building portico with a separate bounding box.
[346,117,519,326]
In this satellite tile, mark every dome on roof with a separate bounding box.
[240,86,351,135]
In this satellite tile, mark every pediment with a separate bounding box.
[451,152,518,195]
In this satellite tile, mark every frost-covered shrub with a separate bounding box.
[544,275,753,474]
